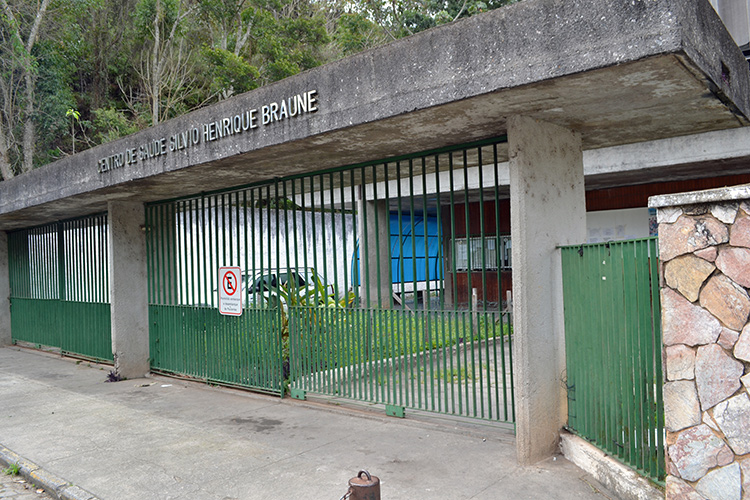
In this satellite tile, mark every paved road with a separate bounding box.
[0,473,53,499]
[0,346,613,500]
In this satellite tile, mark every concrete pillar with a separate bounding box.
[508,115,586,465]
[108,201,149,379]
[714,0,750,46]
[0,231,10,346]
[357,196,391,308]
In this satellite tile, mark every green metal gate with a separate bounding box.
[561,237,664,483]
[7,214,112,362]
[146,198,285,394]
[146,138,514,423]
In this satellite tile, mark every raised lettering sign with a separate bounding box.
[97,90,318,174]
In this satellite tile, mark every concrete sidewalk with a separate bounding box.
[0,347,613,500]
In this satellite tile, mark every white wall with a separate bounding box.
[586,207,653,244]
[175,207,356,306]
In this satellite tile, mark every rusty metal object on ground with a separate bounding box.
[341,470,380,500]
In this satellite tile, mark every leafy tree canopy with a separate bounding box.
[0,0,520,179]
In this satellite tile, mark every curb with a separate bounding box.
[0,445,100,500]
[559,431,663,500]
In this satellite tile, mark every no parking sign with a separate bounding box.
[218,267,242,316]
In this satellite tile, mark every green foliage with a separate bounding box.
[436,366,473,381]
[202,46,260,96]
[3,462,20,476]
[332,12,386,57]
[253,197,300,209]
[288,302,513,385]
[252,7,330,83]
[357,0,518,38]
[134,0,185,39]
[367,312,510,357]
[195,0,331,95]
[0,0,524,176]
[91,107,141,144]
[31,37,78,164]
[259,268,348,364]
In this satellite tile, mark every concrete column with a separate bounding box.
[357,196,391,308]
[0,231,10,346]
[108,201,149,379]
[508,115,586,465]
[715,0,750,46]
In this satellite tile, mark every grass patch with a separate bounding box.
[290,307,512,373]
[3,462,20,476]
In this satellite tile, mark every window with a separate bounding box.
[452,236,511,271]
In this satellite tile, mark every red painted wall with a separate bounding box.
[441,173,750,309]
[441,199,511,309]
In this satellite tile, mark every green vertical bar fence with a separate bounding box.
[561,238,665,483]
[147,192,284,395]
[144,138,514,423]
[286,139,514,424]
[8,214,112,362]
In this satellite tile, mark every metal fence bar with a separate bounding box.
[561,238,664,483]
[650,239,665,480]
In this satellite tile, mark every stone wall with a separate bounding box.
[656,198,750,500]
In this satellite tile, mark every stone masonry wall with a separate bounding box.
[658,201,750,500]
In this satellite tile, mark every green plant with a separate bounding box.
[66,108,81,154]
[263,272,350,375]
[3,462,20,476]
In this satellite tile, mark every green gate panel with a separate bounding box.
[148,305,284,395]
[58,301,112,360]
[562,238,665,483]
[288,306,514,422]
[8,215,113,363]
[10,298,62,348]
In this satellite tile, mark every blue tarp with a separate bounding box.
[351,213,443,286]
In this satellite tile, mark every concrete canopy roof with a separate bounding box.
[0,0,748,229]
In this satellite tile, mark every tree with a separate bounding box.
[331,11,387,57]
[81,0,139,111]
[70,0,147,147]
[356,0,516,39]
[90,107,140,144]
[34,15,85,164]
[256,1,330,82]
[197,0,262,99]
[0,0,51,179]
[133,0,197,125]
[197,0,330,99]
